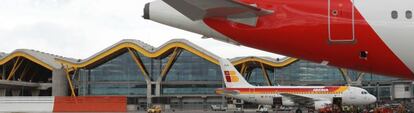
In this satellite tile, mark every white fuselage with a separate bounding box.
[228,86,376,107]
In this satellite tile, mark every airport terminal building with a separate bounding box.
[0,39,413,111]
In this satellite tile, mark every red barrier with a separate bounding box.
[53,96,127,112]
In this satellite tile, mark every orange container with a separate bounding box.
[53,96,127,112]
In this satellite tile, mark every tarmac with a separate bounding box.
[132,109,309,113]
[133,111,306,113]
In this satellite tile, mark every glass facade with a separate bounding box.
[4,40,414,110]
[346,69,400,82]
[363,86,392,100]
[275,60,345,82]
[139,52,170,81]
[72,46,401,98]
[238,60,347,86]
[162,50,222,95]
[77,52,147,96]
[363,73,399,82]
[246,68,269,86]
[378,87,391,99]
[162,84,221,95]
[76,49,223,96]
[165,51,222,81]
[240,60,402,87]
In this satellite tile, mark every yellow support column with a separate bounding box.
[19,64,30,81]
[63,65,77,97]
[339,68,352,84]
[7,58,24,80]
[29,70,38,82]
[242,64,249,77]
[127,48,150,79]
[159,48,181,80]
[260,63,273,86]
[126,48,153,106]
[10,57,21,72]
[156,48,181,96]
[240,63,246,77]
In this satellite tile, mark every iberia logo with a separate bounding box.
[224,71,239,82]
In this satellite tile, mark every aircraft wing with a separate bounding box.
[162,0,273,21]
[215,88,240,95]
[280,93,315,105]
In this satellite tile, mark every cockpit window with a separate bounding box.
[361,91,368,94]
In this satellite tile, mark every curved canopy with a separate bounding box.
[55,39,222,68]
[0,49,75,70]
[231,56,298,67]
[1,39,299,70]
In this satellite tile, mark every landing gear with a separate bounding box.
[295,108,302,113]
[333,97,343,113]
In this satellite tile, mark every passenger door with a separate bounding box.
[248,88,256,102]
[328,0,356,43]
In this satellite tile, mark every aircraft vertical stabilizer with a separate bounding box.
[219,58,254,88]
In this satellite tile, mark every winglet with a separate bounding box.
[219,58,254,88]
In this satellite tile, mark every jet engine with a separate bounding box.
[314,100,332,110]
[143,0,240,45]
[270,97,294,106]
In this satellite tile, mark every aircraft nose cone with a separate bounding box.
[370,95,377,103]
[143,3,150,19]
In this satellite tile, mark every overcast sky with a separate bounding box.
[0,0,283,59]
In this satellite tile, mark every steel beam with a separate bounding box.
[242,64,249,77]
[246,70,252,81]
[29,70,37,82]
[127,48,151,81]
[127,48,153,105]
[351,72,365,86]
[1,66,5,80]
[339,68,352,85]
[156,48,181,96]
[158,48,181,82]
[356,72,365,82]
[240,63,246,77]
[260,63,272,86]
[7,58,24,80]
[19,64,30,81]
[63,66,76,97]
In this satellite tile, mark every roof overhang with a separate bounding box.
[0,51,54,70]
[56,39,221,69]
[231,57,298,67]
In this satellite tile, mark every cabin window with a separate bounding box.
[392,11,398,19]
[360,51,368,59]
[406,10,412,19]
[332,10,339,16]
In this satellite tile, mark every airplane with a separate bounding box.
[216,58,377,112]
[143,0,414,79]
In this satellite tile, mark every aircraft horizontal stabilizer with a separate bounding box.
[162,0,273,21]
[215,88,240,95]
